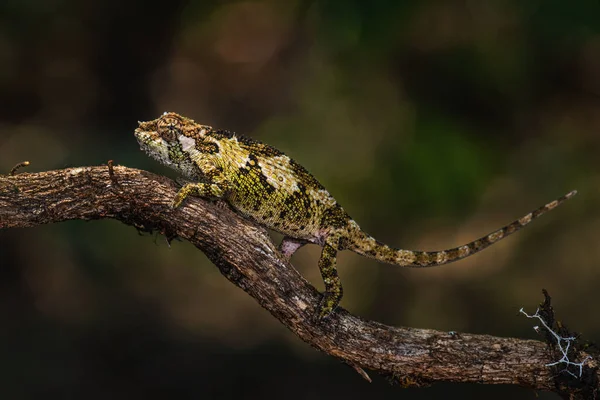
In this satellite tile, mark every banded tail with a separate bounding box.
[347,190,576,267]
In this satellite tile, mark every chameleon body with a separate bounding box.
[135,112,575,318]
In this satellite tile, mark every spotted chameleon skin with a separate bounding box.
[135,112,576,318]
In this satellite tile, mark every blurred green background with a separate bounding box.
[1,0,598,399]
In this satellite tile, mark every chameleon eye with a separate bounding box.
[157,117,182,141]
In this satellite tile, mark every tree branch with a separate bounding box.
[0,165,597,398]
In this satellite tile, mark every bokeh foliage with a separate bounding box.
[1,1,599,398]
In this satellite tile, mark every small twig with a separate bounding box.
[107,159,119,187]
[346,361,372,383]
[521,308,592,378]
[9,161,30,176]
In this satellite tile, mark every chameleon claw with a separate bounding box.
[171,191,186,208]
[172,185,194,209]
[171,197,184,209]
[314,293,338,321]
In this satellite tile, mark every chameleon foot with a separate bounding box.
[314,292,339,321]
[172,190,187,209]
[172,182,226,209]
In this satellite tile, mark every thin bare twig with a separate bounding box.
[8,160,30,176]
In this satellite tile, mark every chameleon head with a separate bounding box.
[134,112,207,177]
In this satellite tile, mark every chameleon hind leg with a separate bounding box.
[317,241,343,319]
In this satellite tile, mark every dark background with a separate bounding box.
[1,1,599,399]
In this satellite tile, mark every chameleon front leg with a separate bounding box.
[172,181,227,208]
[317,241,343,319]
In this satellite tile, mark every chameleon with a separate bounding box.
[134,112,576,319]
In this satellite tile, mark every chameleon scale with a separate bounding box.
[135,112,575,319]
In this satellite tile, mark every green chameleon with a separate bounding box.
[135,112,575,319]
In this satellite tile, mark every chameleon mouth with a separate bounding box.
[134,118,162,152]
[133,127,172,167]
[134,130,163,153]
[134,118,161,143]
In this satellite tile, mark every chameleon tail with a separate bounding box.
[346,190,576,268]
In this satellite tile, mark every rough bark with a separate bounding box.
[0,165,597,398]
